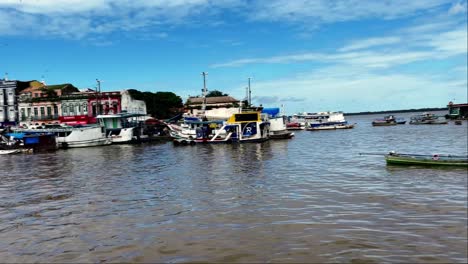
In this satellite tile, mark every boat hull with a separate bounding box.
[385,156,468,167]
[306,124,354,131]
[269,131,295,139]
[372,122,396,126]
[0,149,21,155]
[59,138,112,148]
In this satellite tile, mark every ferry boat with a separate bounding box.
[96,112,168,144]
[194,112,269,143]
[304,111,354,130]
[13,124,111,148]
[409,113,448,125]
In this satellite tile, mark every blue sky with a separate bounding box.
[0,0,466,113]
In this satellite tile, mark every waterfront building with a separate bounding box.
[59,90,146,125]
[18,82,79,124]
[447,101,468,119]
[185,95,241,120]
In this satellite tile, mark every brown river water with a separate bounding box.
[1,112,467,263]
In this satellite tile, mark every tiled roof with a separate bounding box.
[187,96,239,105]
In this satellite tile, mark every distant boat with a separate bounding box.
[303,111,354,130]
[372,115,397,126]
[410,113,448,125]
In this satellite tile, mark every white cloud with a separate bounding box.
[339,37,401,52]
[0,0,461,40]
[251,0,453,23]
[448,1,467,14]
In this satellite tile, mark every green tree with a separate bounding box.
[127,89,183,119]
[206,90,228,97]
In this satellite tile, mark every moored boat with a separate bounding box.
[13,124,111,148]
[262,108,294,139]
[194,112,269,143]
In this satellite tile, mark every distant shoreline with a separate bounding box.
[344,107,448,116]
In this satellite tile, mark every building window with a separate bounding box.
[83,103,88,114]
[20,108,25,118]
[34,93,39,98]
[34,107,38,117]
[69,104,75,115]
[47,107,52,118]
[54,105,58,116]
[40,107,45,117]
[77,104,82,115]
[27,108,31,117]
[62,105,68,116]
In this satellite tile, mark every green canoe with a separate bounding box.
[385,154,468,167]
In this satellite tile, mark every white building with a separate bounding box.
[0,79,18,124]
[120,90,147,115]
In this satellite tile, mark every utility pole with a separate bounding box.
[201,72,208,116]
[96,79,101,116]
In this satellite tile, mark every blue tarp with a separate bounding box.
[262,108,280,117]
[5,133,24,139]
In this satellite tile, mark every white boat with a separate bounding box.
[13,125,111,148]
[262,108,294,139]
[97,113,147,143]
[299,111,354,130]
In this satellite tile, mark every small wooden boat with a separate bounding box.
[385,152,468,167]
[372,115,397,126]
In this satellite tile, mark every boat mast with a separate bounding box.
[201,72,208,117]
[248,77,252,107]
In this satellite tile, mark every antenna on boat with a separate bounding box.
[201,72,208,117]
